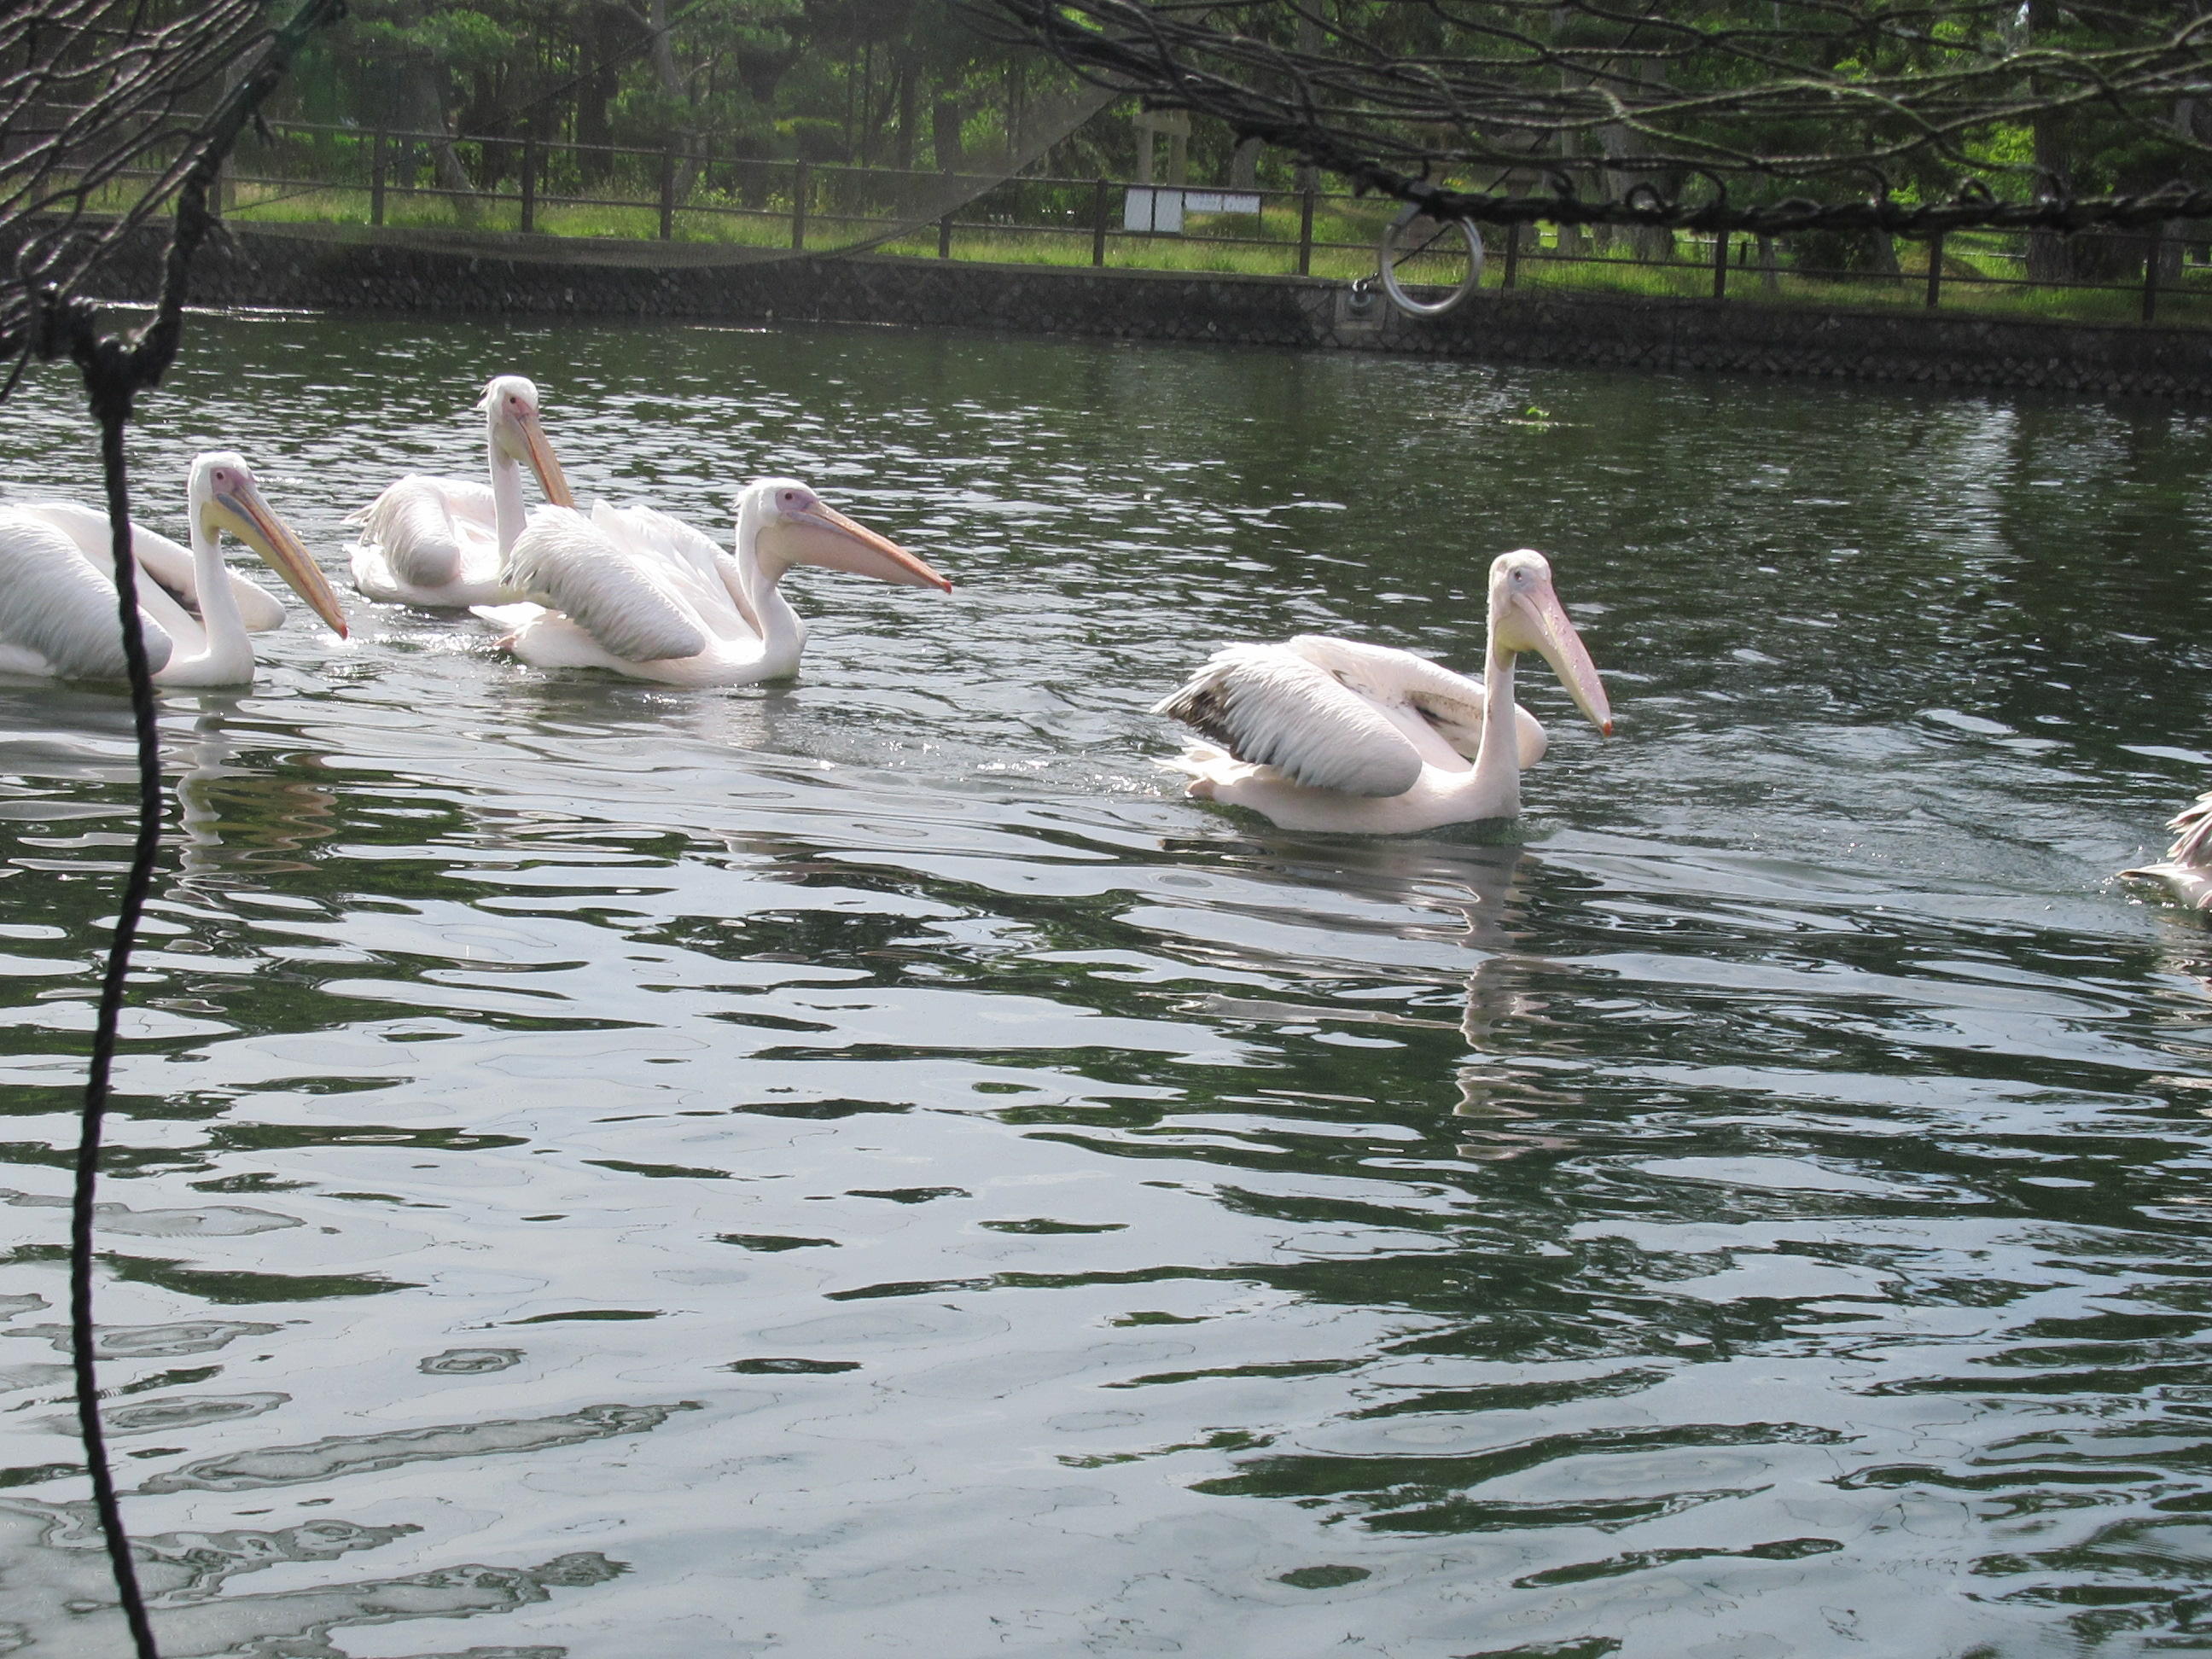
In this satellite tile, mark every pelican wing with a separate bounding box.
[589,500,722,574]
[2168,791,2212,867]
[590,501,760,638]
[501,510,708,664]
[18,500,287,632]
[351,475,495,590]
[1154,642,1426,796]
[1286,634,1545,769]
[0,510,176,678]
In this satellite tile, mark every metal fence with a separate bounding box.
[114,118,2209,328]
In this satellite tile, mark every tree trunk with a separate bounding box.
[934,97,964,172]
[2024,0,2071,282]
[576,3,628,186]
[405,54,479,225]
[2163,101,2197,282]
[1229,136,1262,190]
[1866,232,1901,277]
[2026,100,2072,282]
[894,51,917,171]
[859,41,874,167]
[644,0,702,195]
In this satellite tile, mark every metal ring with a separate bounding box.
[1377,204,1485,317]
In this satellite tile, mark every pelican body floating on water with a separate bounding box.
[350,375,573,608]
[0,451,347,686]
[1155,549,1610,833]
[2125,795,2212,911]
[478,477,950,687]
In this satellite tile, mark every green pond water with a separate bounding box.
[1,314,2211,1657]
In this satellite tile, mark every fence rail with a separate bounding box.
[62,115,2212,329]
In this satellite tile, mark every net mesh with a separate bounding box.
[0,0,290,375]
[223,81,1121,271]
[980,0,2212,234]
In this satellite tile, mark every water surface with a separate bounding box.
[2,315,2211,1658]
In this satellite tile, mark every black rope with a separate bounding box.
[67,358,160,1659]
[15,6,346,1653]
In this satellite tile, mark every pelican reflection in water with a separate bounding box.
[171,694,340,885]
[1164,829,1583,1163]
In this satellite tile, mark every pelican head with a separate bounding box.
[1489,550,1610,734]
[745,479,951,591]
[476,375,574,509]
[189,453,349,637]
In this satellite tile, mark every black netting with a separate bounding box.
[980,0,2212,234]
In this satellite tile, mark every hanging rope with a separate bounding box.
[66,348,161,1659]
[12,5,346,1655]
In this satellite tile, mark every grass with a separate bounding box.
[99,174,2212,331]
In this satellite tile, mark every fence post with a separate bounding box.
[1297,185,1314,276]
[520,131,537,233]
[938,213,952,258]
[1092,177,1109,267]
[2143,229,2162,323]
[1710,230,1728,300]
[792,160,808,251]
[659,149,676,241]
[370,130,386,227]
[1924,232,1942,309]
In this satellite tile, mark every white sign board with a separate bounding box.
[1123,187,1182,234]
[1122,189,1263,235]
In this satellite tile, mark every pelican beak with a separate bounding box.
[784,502,952,591]
[204,481,349,637]
[509,405,574,509]
[1503,577,1610,735]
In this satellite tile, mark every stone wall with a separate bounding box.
[68,219,2212,399]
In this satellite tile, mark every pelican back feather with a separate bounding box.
[590,501,724,575]
[591,500,761,641]
[501,509,709,665]
[0,510,176,678]
[2168,791,2212,870]
[1153,641,1426,797]
[19,500,286,633]
[352,476,493,590]
[1284,634,1545,769]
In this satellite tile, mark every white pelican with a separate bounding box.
[0,451,348,686]
[348,374,573,607]
[2125,794,2212,911]
[476,477,951,687]
[1154,549,1611,833]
